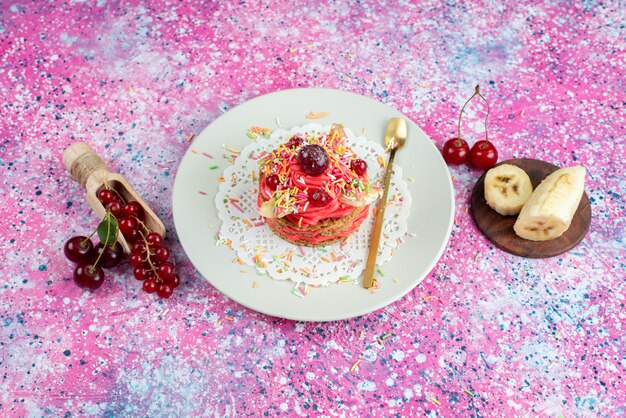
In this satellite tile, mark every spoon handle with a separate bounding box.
[363,147,397,288]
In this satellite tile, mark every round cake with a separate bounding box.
[257,124,380,246]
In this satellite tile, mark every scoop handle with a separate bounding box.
[62,142,110,188]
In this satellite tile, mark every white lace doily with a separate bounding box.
[215,123,412,286]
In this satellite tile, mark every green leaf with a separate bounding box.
[97,211,119,246]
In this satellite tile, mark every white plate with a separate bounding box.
[172,88,454,321]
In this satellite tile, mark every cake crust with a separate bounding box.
[263,204,369,247]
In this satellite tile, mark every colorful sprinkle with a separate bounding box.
[230,200,244,213]
[306,111,329,119]
[429,397,441,406]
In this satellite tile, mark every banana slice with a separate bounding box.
[514,166,586,241]
[340,188,382,207]
[484,164,533,216]
[259,199,276,218]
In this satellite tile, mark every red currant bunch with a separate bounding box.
[98,187,179,298]
[128,231,180,298]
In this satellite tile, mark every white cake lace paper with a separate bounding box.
[215,123,412,286]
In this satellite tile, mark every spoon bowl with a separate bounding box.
[384,118,407,150]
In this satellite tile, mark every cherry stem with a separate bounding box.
[457,84,490,143]
[81,235,93,246]
[111,188,126,204]
[138,229,161,282]
[82,209,109,246]
[475,85,490,142]
[90,245,105,273]
[135,217,151,234]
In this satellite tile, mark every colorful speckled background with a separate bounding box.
[1,0,624,416]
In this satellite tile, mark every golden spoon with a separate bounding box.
[363,118,407,289]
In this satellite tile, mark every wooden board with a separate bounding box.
[470,158,591,258]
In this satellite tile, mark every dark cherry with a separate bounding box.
[73,263,105,290]
[157,262,176,280]
[156,283,174,298]
[351,159,368,176]
[152,246,170,263]
[93,242,123,269]
[129,252,144,268]
[309,189,330,207]
[106,201,122,217]
[122,201,142,218]
[64,236,94,264]
[118,217,138,235]
[265,174,280,191]
[142,279,157,293]
[97,189,116,205]
[286,136,303,148]
[145,232,163,248]
[442,138,470,165]
[297,144,329,176]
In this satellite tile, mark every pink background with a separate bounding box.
[1,0,624,416]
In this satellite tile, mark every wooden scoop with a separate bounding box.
[62,142,166,253]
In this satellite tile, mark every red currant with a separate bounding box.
[168,274,181,288]
[73,263,105,290]
[123,229,140,243]
[146,232,163,248]
[351,159,367,176]
[64,236,94,264]
[97,189,116,205]
[122,201,143,218]
[157,262,176,280]
[309,189,330,207]
[106,201,122,217]
[118,217,138,235]
[142,279,157,293]
[93,242,123,269]
[133,266,153,281]
[152,246,170,263]
[297,144,329,176]
[157,283,174,298]
[286,135,303,148]
[129,252,144,268]
[131,240,147,255]
[265,174,280,191]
